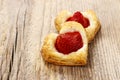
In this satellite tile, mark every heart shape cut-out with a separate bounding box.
[41,22,88,66]
[55,10,101,43]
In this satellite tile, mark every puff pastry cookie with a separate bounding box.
[41,22,88,66]
[55,10,101,42]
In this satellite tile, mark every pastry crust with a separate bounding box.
[55,10,72,31]
[54,10,101,43]
[82,10,101,42]
[41,22,88,66]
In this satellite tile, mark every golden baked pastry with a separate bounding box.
[55,10,101,43]
[41,22,88,66]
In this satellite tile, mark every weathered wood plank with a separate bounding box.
[0,0,120,80]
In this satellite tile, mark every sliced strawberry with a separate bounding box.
[66,11,90,28]
[55,31,83,54]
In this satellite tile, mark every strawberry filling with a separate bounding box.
[55,31,83,54]
[66,11,90,28]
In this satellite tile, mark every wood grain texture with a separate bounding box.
[0,0,120,80]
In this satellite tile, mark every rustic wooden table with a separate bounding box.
[0,0,120,80]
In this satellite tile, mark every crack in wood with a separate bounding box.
[23,8,27,37]
[6,24,18,80]
[14,28,18,53]
[7,47,14,80]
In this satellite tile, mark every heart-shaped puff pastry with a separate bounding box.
[55,10,101,43]
[41,22,88,66]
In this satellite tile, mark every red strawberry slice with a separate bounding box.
[55,31,83,54]
[66,11,90,28]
